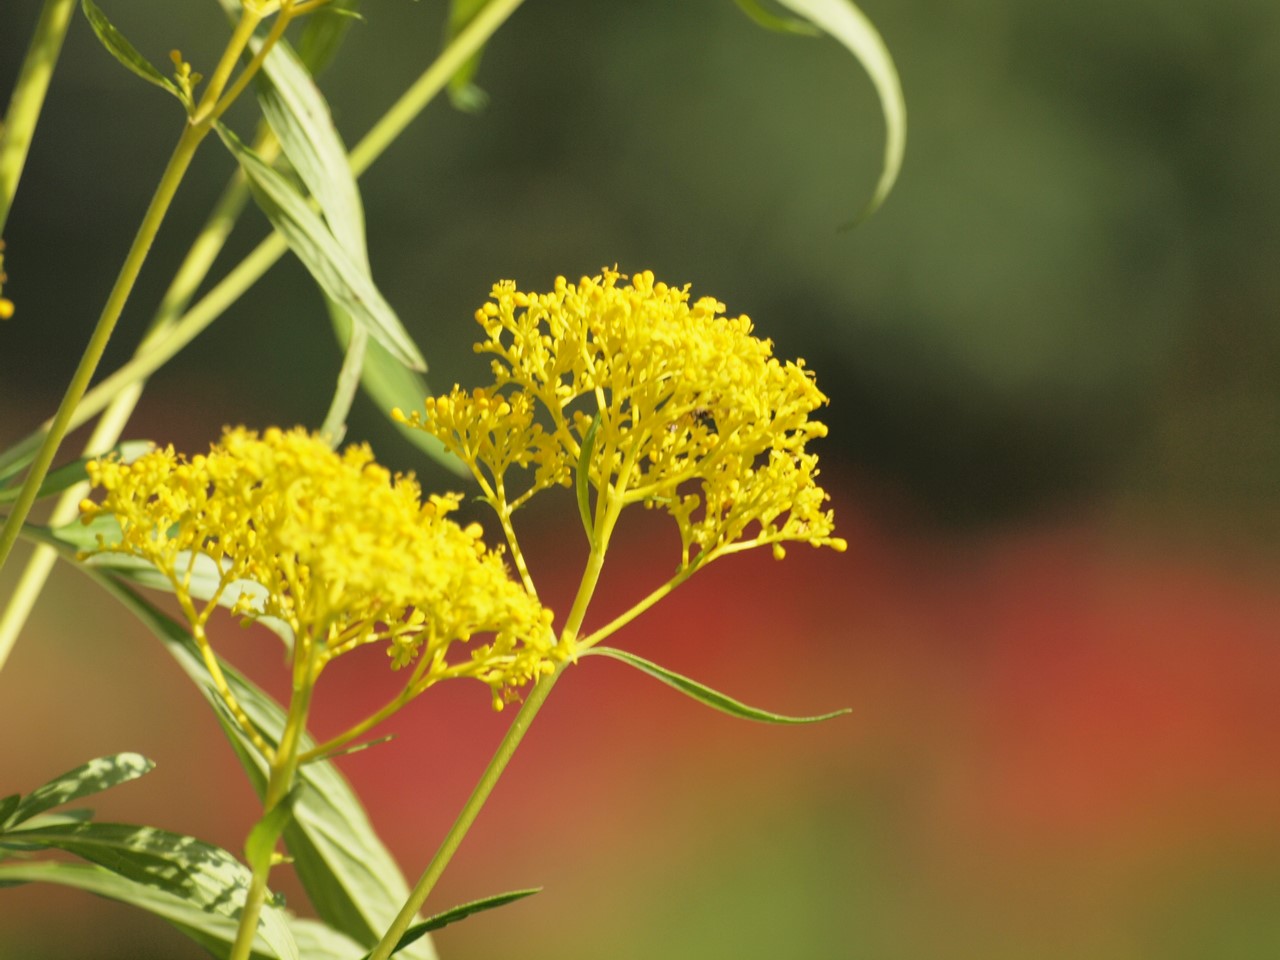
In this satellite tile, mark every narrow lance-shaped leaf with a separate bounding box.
[581,646,851,724]
[357,889,541,960]
[215,123,426,372]
[0,862,299,960]
[5,753,154,829]
[768,0,906,221]
[7,821,299,960]
[576,414,600,543]
[296,0,365,77]
[86,575,437,960]
[80,0,183,102]
[733,0,819,36]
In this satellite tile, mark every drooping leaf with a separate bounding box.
[0,862,293,959]
[90,577,436,960]
[215,123,426,372]
[5,753,153,829]
[768,0,906,221]
[80,0,183,101]
[357,889,541,959]
[0,440,151,503]
[7,821,298,960]
[443,0,493,112]
[329,302,463,474]
[581,646,851,723]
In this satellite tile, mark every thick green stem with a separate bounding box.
[0,0,75,237]
[0,123,205,575]
[366,662,564,960]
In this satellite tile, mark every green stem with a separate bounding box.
[366,661,564,960]
[0,0,75,237]
[0,123,205,576]
[0,0,529,478]
[320,325,367,446]
[228,662,316,960]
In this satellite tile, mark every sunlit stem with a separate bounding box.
[192,6,266,125]
[0,133,275,674]
[0,0,531,478]
[228,655,317,960]
[0,122,204,576]
[0,0,75,237]
[573,565,695,652]
[320,325,367,446]
[366,660,565,960]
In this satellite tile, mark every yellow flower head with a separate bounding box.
[81,427,555,705]
[398,268,846,567]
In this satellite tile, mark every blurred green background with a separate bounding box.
[3,0,1280,957]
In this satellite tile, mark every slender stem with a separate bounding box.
[0,123,205,575]
[228,667,316,960]
[366,661,564,960]
[193,7,266,125]
[0,142,268,671]
[0,0,75,237]
[298,683,409,764]
[0,0,529,477]
[320,325,367,445]
[573,566,694,652]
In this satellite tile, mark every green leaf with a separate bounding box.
[329,302,463,474]
[575,414,600,543]
[768,0,906,221]
[0,794,20,828]
[8,822,298,959]
[581,647,851,723]
[733,0,819,36]
[251,35,367,266]
[296,0,364,77]
[56,520,295,648]
[92,577,436,960]
[0,440,151,502]
[0,434,38,487]
[5,753,154,829]
[443,0,493,112]
[358,889,540,959]
[245,784,303,875]
[80,0,182,101]
[0,862,294,959]
[290,917,366,959]
[215,123,427,372]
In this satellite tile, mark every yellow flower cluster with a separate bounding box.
[81,427,555,705]
[397,268,846,568]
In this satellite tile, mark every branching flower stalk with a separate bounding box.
[368,268,847,958]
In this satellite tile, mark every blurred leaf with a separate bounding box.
[215,123,426,372]
[576,414,600,542]
[0,862,294,959]
[0,435,38,487]
[733,0,819,36]
[329,303,464,473]
[8,821,298,959]
[290,917,366,959]
[582,647,851,723]
[769,0,906,221]
[443,0,492,112]
[245,785,302,875]
[90,577,436,960]
[80,0,183,102]
[296,0,364,76]
[56,519,295,647]
[4,753,153,830]
[0,794,20,827]
[357,889,541,959]
[0,440,151,503]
